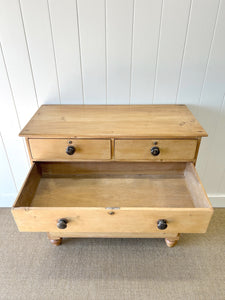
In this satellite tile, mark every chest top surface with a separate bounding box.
[20,105,207,138]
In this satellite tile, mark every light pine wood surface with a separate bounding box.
[12,207,213,234]
[29,138,111,161]
[47,231,179,239]
[115,139,197,161]
[19,105,207,138]
[30,177,194,208]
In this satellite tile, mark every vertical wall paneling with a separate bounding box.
[48,0,83,104]
[202,95,225,193]
[0,0,225,206]
[0,134,17,207]
[218,159,225,194]
[195,0,225,191]
[0,47,29,190]
[20,0,60,105]
[130,0,162,104]
[176,0,220,116]
[107,0,134,104]
[0,0,38,128]
[77,0,106,104]
[153,0,191,103]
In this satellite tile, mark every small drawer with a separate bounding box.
[115,139,197,161]
[12,162,213,234]
[29,138,111,161]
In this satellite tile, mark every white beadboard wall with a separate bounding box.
[0,0,225,207]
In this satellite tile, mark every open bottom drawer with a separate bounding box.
[12,162,213,233]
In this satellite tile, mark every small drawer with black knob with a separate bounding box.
[114,139,197,161]
[29,138,111,161]
[12,161,213,234]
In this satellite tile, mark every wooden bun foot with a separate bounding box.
[165,234,180,248]
[47,233,62,246]
[49,238,62,246]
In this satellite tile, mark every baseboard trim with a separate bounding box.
[208,195,225,208]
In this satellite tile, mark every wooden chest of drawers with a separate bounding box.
[12,105,213,247]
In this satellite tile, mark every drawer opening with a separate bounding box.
[14,162,211,209]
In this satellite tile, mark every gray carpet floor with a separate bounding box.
[0,208,224,300]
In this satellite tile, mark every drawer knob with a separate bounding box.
[66,146,76,155]
[57,218,68,229]
[151,146,160,156]
[157,219,167,230]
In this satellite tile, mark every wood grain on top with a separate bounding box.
[19,105,207,138]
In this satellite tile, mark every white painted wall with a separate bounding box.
[0,0,225,207]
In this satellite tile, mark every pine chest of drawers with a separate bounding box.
[12,105,213,247]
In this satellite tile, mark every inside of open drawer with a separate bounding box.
[15,162,210,208]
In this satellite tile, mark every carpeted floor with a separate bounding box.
[0,208,224,300]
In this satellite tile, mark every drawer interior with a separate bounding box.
[14,162,211,209]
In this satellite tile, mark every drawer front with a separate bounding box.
[29,139,111,160]
[115,139,197,161]
[12,207,212,233]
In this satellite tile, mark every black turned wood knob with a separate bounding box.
[151,146,160,156]
[57,218,68,229]
[157,219,167,230]
[66,146,75,155]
